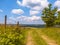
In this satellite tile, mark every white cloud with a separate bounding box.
[17,0,49,16]
[11,9,24,15]
[54,0,60,8]
[9,16,41,22]
[30,10,40,15]
[28,16,41,21]
[22,16,41,22]
[17,0,21,6]
[40,1,49,8]
[31,6,42,11]
[9,15,45,24]
[17,0,49,9]
[0,9,3,12]
[15,0,49,24]
[9,17,16,21]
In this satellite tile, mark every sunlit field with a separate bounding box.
[0,25,60,45]
[38,28,60,45]
[0,0,60,45]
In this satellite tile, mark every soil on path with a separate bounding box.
[26,31,35,45]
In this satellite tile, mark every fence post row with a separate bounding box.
[4,15,19,29]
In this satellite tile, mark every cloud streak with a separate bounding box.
[11,9,24,15]
[0,9,3,12]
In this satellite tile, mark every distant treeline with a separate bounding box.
[0,24,45,28]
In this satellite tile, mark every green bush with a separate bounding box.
[0,28,24,45]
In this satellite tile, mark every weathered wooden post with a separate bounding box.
[5,15,7,29]
[17,21,19,28]
[15,21,21,33]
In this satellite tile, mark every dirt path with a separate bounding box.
[41,35,58,45]
[26,31,35,45]
[36,30,58,45]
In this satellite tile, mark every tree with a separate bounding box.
[42,4,57,27]
[55,11,60,25]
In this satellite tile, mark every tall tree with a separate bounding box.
[42,4,57,27]
[55,11,60,25]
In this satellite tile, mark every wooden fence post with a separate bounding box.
[17,21,19,28]
[5,15,7,29]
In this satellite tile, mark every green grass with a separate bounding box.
[32,30,48,45]
[0,26,27,45]
[38,28,60,45]
[0,25,60,45]
[21,28,31,45]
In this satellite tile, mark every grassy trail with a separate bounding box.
[36,29,58,45]
[25,28,47,45]
[32,30,48,45]
[26,30,35,45]
[25,28,59,45]
[40,28,60,45]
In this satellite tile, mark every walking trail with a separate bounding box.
[36,30,58,45]
[26,30,35,45]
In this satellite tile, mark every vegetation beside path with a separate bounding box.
[38,28,60,45]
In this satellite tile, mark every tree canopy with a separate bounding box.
[42,4,57,27]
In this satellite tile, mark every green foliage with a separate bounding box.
[42,4,57,27]
[55,11,60,25]
[0,27,25,45]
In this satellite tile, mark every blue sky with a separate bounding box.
[0,0,60,24]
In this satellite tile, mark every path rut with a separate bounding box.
[26,31,35,45]
[36,30,58,45]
